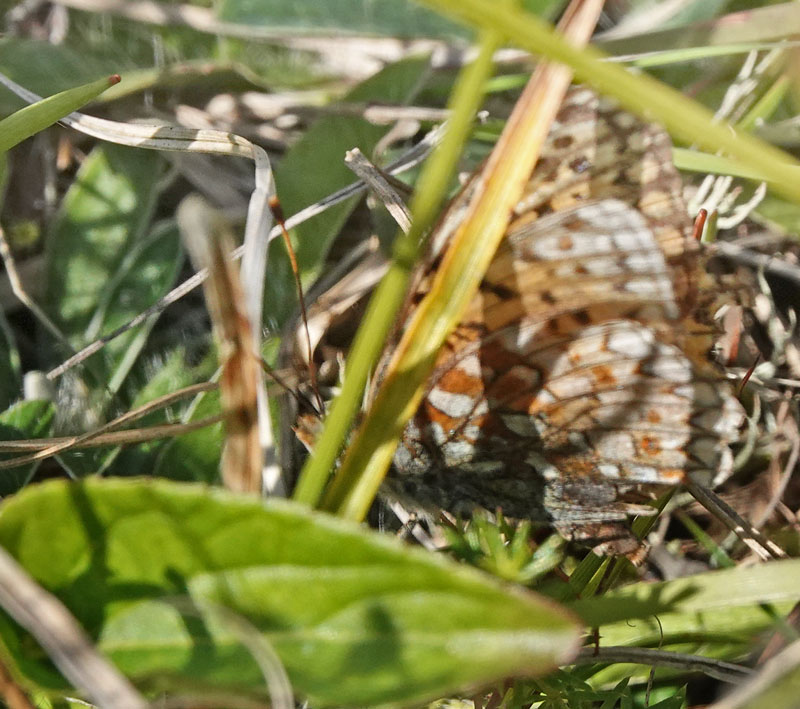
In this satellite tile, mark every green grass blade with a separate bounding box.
[0,74,119,153]
[417,0,800,203]
[293,24,501,509]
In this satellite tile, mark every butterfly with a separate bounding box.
[379,87,745,551]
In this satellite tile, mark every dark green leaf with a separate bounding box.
[0,39,116,115]
[152,386,224,484]
[0,311,19,412]
[43,146,171,386]
[219,0,466,38]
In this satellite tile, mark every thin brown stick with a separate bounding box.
[0,379,215,455]
[0,416,224,468]
[269,195,324,416]
[574,646,751,684]
[737,353,760,395]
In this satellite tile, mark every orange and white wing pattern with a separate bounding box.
[385,88,744,543]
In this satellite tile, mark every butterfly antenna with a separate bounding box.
[268,195,325,416]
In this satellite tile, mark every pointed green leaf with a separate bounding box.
[0,74,119,153]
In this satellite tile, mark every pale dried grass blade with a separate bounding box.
[684,478,787,561]
[344,148,412,233]
[177,196,262,494]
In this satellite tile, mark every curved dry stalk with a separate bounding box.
[574,646,752,684]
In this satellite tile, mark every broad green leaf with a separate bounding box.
[0,478,581,705]
[43,145,169,384]
[91,221,184,394]
[0,400,55,495]
[570,560,800,628]
[755,194,800,237]
[568,559,799,686]
[43,149,179,478]
[266,55,431,329]
[560,561,800,688]
[0,74,118,153]
[0,38,298,111]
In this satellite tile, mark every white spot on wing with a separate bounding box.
[526,452,560,480]
[606,325,655,358]
[598,463,621,478]
[428,387,476,419]
[642,353,693,383]
[628,464,661,482]
[454,354,482,378]
[442,440,476,465]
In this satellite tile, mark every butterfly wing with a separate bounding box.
[386,88,743,537]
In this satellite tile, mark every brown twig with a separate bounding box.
[574,646,751,684]
[269,195,324,417]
